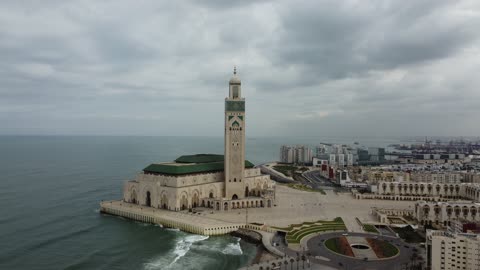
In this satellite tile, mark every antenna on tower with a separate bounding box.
[233,66,237,75]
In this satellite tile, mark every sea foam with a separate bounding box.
[143,234,209,270]
[222,237,243,255]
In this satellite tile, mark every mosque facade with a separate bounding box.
[122,69,276,211]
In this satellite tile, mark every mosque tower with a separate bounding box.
[224,67,246,199]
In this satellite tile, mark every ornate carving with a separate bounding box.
[225,101,245,112]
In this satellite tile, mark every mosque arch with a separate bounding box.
[180,191,188,210]
[131,189,137,204]
[245,186,249,197]
[145,191,151,207]
[142,185,154,206]
[208,185,217,198]
[232,194,238,200]
[160,192,168,209]
[192,190,200,208]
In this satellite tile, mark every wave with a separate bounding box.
[144,234,209,270]
[222,237,243,255]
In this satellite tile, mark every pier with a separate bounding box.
[100,200,245,235]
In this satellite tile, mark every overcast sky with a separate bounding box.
[1,0,479,137]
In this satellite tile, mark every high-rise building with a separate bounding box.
[426,230,480,270]
[279,145,312,164]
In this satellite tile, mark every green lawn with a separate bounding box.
[283,218,347,244]
[324,238,340,253]
[273,165,297,176]
[363,224,379,233]
[273,165,309,177]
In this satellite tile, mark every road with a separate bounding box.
[302,170,350,192]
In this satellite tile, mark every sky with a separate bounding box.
[1,0,480,137]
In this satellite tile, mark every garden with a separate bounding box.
[280,217,346,244]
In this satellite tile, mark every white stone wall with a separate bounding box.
[123,168,275,212]
[415,201,480,226]
[377,181,462,198]
[135,171,223,188]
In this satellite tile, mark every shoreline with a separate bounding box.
[231,229,279,266]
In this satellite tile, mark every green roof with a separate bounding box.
[175,154,225,163]
[143,154,255,175]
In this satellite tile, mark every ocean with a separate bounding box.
[0,135,418,270]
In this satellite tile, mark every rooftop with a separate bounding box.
[143,154,254,175]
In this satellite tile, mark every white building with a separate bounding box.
[316,144,354,167]
[415,201,480,226]
[280,145,294,164]
[279,145,313,164]
[426,230,480,270]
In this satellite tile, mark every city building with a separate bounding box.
[426,230,480,270]
[356,181,480,201]
[315,144,354,167]
[280,145,294,164]
[122,68,276,211]
[464,172,480,184]
[356,147,386,165]
[410,172,463,184]
[279,145,313,164]
[415,201,480,226]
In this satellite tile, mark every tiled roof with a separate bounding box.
[143,154,254,175]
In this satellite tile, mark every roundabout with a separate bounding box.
[286,232,413,270]
[324,235,399,260]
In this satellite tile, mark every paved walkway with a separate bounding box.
[255,230,285,257]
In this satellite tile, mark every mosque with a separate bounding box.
[122,68,276,211]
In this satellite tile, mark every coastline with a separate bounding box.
[231,229,279,266]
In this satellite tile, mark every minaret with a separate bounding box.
[224,67,246,200]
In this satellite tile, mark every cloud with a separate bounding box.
[0,0,479,137]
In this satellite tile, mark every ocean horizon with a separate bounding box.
[0,134,471,269]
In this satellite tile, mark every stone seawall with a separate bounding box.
[230,228,262,244]
[100,200,245,236]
